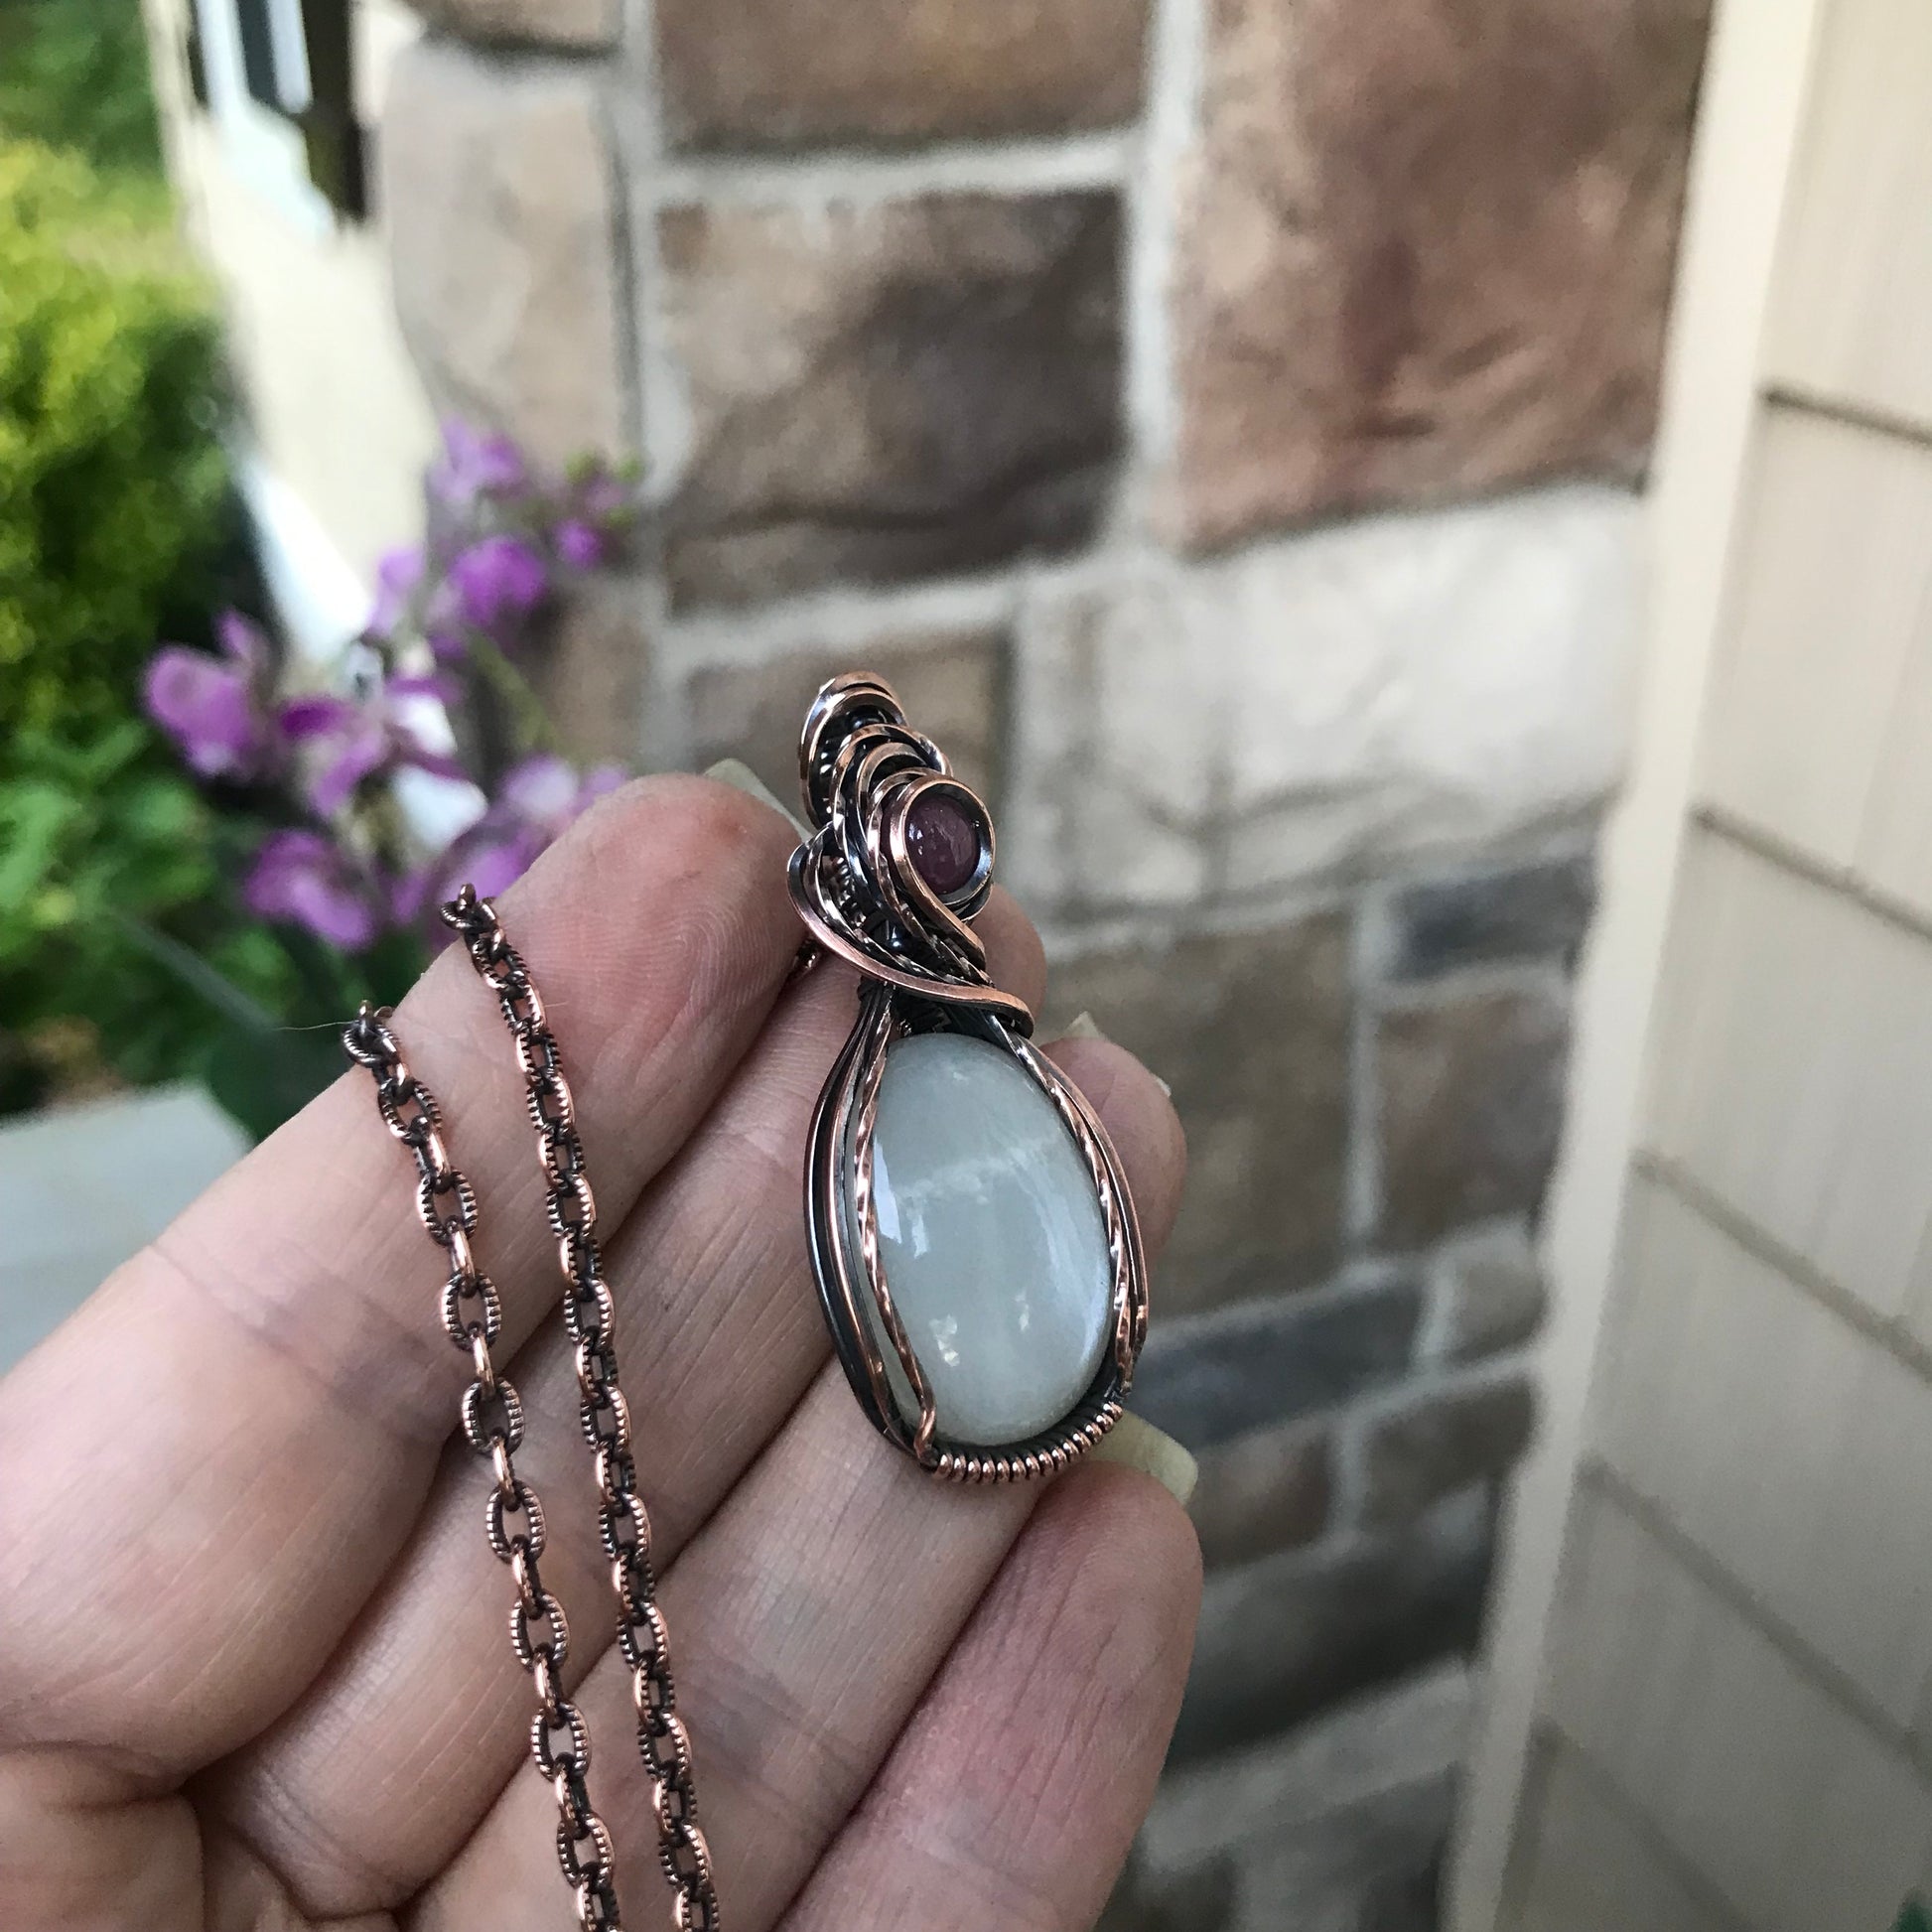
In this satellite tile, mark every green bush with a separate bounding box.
[0,135,255,1117]
[0,137,230,743]
[0,0,165,182]
[0,719,380,1131]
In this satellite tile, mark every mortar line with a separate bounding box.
[636,133,1136,207]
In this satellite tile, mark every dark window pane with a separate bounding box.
[233,0,278,107]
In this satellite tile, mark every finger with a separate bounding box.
[207,897,1050,1912]
[0,776,805,1779]
[413,1038,1186,1932]
[781,1462,1200,1932]
[1041,1035,1188,1261]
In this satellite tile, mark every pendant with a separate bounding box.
[788,674,1149,1480]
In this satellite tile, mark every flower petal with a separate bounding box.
[449,534,549,631]
[368,545,427,637]
[308,725,388,816]
[554,518,604,570]
[145,647,264,777]
[278,693,352,740]
[216,610,271,671]
[244,829,383,950]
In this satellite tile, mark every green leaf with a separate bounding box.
[203,1023,345,1142]
[0,777,77,906]
[114,911,282,1035]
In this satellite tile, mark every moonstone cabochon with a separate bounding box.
[843,1032,1116,1447]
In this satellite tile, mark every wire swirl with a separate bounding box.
[787,673,1032,1032]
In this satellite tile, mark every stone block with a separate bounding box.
[1097,1861,1238,1932]
[656,0,1149,150]
[1422,1219,1547,1363]
[1167,0,1712,547]
[1121,1781,1451,1932]
[1389,850,1597,980]
[1043,916,1352,1312]
[1009,487,1638,915]
[528,574,650,766]
[384,41,627,467]
[1358,1372,1537,1528]
[408,0,614,49]
[1116,1662,1471,1932]
[659,192,1123,607]
[1189,1422,1332,1571]
[1171,1487,1493,1759]
[1377,981,1571,1249]
[679,627,1005,806]
[1132,1274,1423,1452]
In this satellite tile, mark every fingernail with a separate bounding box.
[705,758,811,838]
[1093,1412,1198,1507]
[1052,1009,1173,1096]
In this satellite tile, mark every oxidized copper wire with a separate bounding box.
[791,674,1149,1481]
[345,891,718,1932]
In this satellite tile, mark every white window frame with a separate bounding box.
[191,0,335,236]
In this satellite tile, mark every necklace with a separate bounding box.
[337,672,1152,1929]
[344,887,716,1932]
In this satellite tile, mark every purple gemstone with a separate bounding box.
[906,791,981,897]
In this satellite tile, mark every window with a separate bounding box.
[234,0,314,116]
[191,0,364,227]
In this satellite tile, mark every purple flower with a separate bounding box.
[554,518,604,570]
[501,753,626,831]
[422,756,626,907]
[280,673,465,817]
[367,545,426,639]
[243,830,387,950]
[448,534,549,635]
[416,578,470,664]
[144,612,280,781]
[571,468,634,524]
[429,420,528,513]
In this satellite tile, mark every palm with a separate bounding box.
[0,777,1197,1932]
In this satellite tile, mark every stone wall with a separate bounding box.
[379,0,1710,1919]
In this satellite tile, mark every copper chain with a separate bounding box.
[343,885,718,1931]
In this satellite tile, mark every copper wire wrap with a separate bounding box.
[791,674,1150,1481]
[787,673,1033,1033]
[345,888,718,1932]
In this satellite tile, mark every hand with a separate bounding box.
[0,776,1198,1932]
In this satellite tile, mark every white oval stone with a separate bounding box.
[843,1032,1115,1447]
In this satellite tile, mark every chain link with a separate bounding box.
[344,885,718,1932]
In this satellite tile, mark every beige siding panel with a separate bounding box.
[1854,544,1932,918]
[1507,1737,1736,1932]
[1599,1175,1932,1721]
[1766,0,1932,429]
[1647,831,1932,1321]
[1699,410,1932,865]
[1542,1490,1932,1932]
[1820,913,1932,1328]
